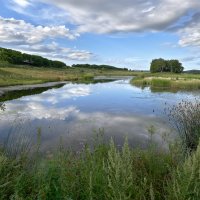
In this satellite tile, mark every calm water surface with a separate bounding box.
[0,77,199,151]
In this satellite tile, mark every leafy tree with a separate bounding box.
[168,59,184,73]
[150,58,167,73]
[150,58,184,73]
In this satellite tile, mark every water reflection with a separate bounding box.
[0,78,199,152]
[0,84,65,102]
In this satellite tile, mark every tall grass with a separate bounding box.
[167,140,200,200]
[131,76,200,90]
[166,99,200,153]
[152,79,171,88]
[1,99,200,199]
[0,135,183,200]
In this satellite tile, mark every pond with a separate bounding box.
[0,77,199,152]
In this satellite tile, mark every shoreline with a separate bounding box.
[0,81,68,97]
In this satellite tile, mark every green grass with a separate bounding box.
[0,64,136,87]
[152,79,171,88]
[1,98,200,199]
[131,72,200,90]
[0,136,200,200]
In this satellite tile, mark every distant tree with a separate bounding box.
[72,64,127,71]
[150,58,184,73]
[168,59,184,73]
[150,58,167,73]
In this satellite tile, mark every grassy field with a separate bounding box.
[2,62,200,90]
[131,72,200,90]
[0,62,135,87]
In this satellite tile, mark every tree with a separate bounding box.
[150,58,184,73]
[168,59,184,73]
[150,58,167,73]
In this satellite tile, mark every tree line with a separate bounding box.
[72,64,128,71]
[0,47,129,70]
[150,58,184,73]
[0,47,68,68]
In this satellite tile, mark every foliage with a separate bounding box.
[150,58,184,73]
[72,64,128,71]
[0,47,68,68]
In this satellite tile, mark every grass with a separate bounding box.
[0,99,200,199]
[0,136,181,200]
[0,63,135,87]
[166,99,200,153]
[0,134,200,200]
[131,72,200,90]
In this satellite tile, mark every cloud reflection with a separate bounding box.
[21,84,91,104]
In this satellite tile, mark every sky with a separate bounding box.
[0,0,200,70]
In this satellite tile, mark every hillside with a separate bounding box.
[0,47,128,71]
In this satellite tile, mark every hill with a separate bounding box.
[0,47,68,68]
[184,70,200,74]
[0,47,128,71]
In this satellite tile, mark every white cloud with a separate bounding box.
[0,16,93,62]
[178,14,200,47]
[18,42,93,61]
[12,0,31,8]
[38,0,199,33]
[0,16,78,44]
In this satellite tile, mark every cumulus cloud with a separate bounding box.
[0,16,92,62]
[19,42,93,61]
[0,16,78,44]
[178,13,200,47]
[37,0,200,33]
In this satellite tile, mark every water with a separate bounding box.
[0,77,199,152]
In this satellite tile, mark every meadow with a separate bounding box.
[0,62,134,87]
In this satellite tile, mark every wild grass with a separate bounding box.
[1,135,200,200]
[152,79,171,88]
[166,99,200,153]
[0,65,135,87]
[0,136,182,200]
[1,99,200,199]
[167,140,200,200]
[131,75,200,90]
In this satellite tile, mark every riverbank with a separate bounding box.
[0,81,67,96]
[0,65,135,87]
[131,72,200,90]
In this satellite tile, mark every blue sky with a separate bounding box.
[0,0,200,70]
